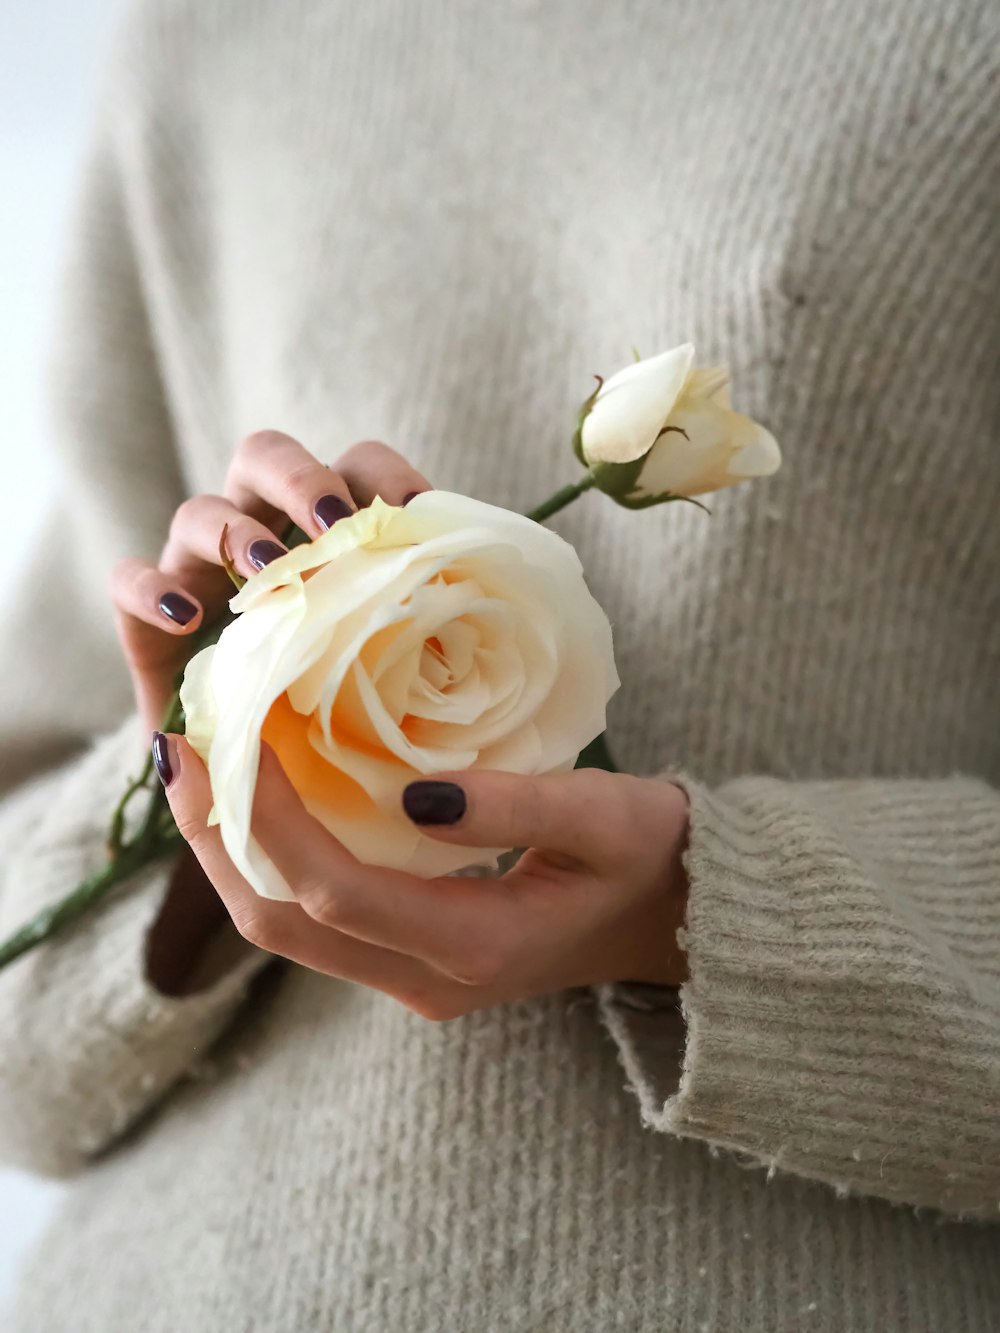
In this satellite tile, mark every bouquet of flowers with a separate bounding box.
[0,343,779,967]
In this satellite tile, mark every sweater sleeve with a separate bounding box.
[0,21,270,1179]
[593,771,1000,1221]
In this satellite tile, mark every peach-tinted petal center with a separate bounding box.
[261,692,375,819]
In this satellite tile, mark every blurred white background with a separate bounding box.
[0,0,124,1312]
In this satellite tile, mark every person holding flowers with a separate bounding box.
[0,1,997,1330]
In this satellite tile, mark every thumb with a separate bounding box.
[401,767,637,869]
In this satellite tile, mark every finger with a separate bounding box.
[156,733,449,998]
[159,493,290,607]
[250,743,517,984]
[401,768,645,871]
[224,429,358,537]
[111,558,205,731]
[332,438,433,507]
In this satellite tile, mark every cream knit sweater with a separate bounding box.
[1,0,998,1329]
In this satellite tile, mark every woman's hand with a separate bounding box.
[110,429,432,734]
[110,430,432,994]
[154,732,690,1015]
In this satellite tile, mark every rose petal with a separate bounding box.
[580,344,695,465]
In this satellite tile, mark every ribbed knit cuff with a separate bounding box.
[595,771,1000,1217]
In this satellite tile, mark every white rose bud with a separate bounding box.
[180,492,619,898]
[577,343,781,505]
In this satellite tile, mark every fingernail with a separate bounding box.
[402,780,466,825]
[152,731,174,787]
[248,539,287,570]
[158,592,198,626]
[314,494,354,530]
[401,491,422,505]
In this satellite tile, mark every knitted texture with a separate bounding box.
[1,0,999,1328]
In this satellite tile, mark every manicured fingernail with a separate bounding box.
[314,494,354,530]
[248,539,286,570]
[401,491,421,505]
[158,592,198,626]
[152,731,174,787]
[402,780,466,825]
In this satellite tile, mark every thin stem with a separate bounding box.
[0,827,182,970]
[106,763,154,855]
[525,473,597,524]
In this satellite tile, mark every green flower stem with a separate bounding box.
[0,496,618,974]
[525,472,596,524]
[528,475,617,774]
[0,825,184,971]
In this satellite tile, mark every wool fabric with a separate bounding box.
[0,0,998,1328]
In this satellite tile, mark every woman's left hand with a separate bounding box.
[157,734,690,1018]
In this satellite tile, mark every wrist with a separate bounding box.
[623,782,690,987]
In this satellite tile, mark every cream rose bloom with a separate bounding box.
[579,343,781,502]
[180,491,619,898]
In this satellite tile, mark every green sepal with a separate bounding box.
[571,374,606,466]
[612,491,710,514]
[587,458,711,513]
[586,455,646,500]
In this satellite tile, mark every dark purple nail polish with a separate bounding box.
[158,592,198,626]
[314,494,354,530]
[402,780,466,825]
[152,731,174,787]
[401,491,421,505]
[248,539,287,570]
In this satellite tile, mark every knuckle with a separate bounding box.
[509,776,543,846]
[231,911,270,949]
[171,807,207,847]
[333,438,393,470]
[109,557,145,600]
[298,877,353,930]
[240,428,290,460]
[282,458,329,499]
[401,990,466,1023]
[449,934,508,987]
[169,493,211,537]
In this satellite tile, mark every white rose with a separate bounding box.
[180,491,619,899]
[578,343,781,502]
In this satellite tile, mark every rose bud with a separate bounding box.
[180,493,619,897]
[576,343,781,507]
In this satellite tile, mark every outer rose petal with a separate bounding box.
[580,343,695,465]
[180,644,220,794]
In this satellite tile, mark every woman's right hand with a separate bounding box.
[110,430,433,734]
